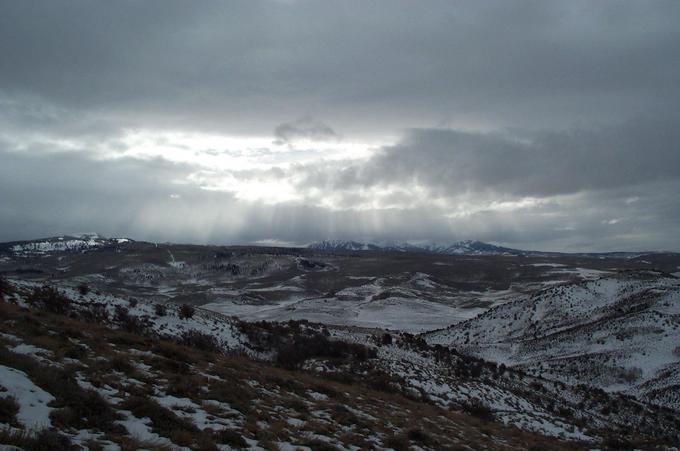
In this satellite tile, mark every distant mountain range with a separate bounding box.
[0,234,131,257]
[308,239,524,255]
[0,235,674,259]
[308,239,664,258]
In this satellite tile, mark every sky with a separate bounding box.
[1,0,679,251]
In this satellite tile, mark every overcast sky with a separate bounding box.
[1,0,679,251]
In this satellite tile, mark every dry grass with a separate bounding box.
[0,299,590,450]
[0,428,73,451]
[0,395,20,426]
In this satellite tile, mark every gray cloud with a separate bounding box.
[1,143,678,252]
[294,118,680,199]
[274,117,340,146]
[1,1,678,135]
[1,1,679,251]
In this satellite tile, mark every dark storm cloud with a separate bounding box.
[1,0,679,133]
[274,117,340,145]
[0,146,202,241]
[297,118,680,198]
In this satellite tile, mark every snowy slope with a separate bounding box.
[3,234,132,257]
[425,271,680,410]
[2,275,679,444]
[308,239,523,255]
[308,239,669,258]
[2,299,584,450]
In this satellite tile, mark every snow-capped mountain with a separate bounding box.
[308,239,672,258]
[1,234,132,257]
[305,239,384,252]
[309,239,530,256]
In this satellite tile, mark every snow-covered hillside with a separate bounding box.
[4,234,131,257]
[3,291,582,450]
[425,271,680,410]
[308,239,668,259]
[2,276,678,445]
[308,239,523,255]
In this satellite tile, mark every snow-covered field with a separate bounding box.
[203,280,507,333]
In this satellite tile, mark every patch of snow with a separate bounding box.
[0,333,20,343]
[116,410,176,448]
[286,418,305,427]
[306,391,329,402]
[153,395,243,430]
[10,343,53,359]
[275,442,312,451]
[549,267,613,279]
[0,365,55,429]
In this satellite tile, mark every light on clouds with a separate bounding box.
[0,0,678,252]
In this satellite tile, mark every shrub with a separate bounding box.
[194,434,220,451]
[0,277,13,300]
[620,366,643,383]
[602,436,634,450]
[179,330,220,353]
[109,354,134,373]
[152,342,196,364]
[114,305,147,333]
[461,399,495,421]
[82,303,109,323]
[154,303,167,316]
[213,429,248,447]
[0,395,20,425]
[530,381,544,391]
[77,283,90,296]
[49,388,123,432]
[27,286,71,314]
[178,304,196,319]
[298,439,339,451]
[64,344,88,360]
[153,355,191,375]
[469,363,483,378]
[382,332,393,345]
[364,369,403,393]
[166,375,201,398]
[276,333,377,369]
[383,434,409,451]
[330,403,362,427]
[121,396,198,441]
[0,428,73,451]
[407,428,432,446]
[128,297,138,307]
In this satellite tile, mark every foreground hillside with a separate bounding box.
[0,285,583,450]
[1,273,679,449]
